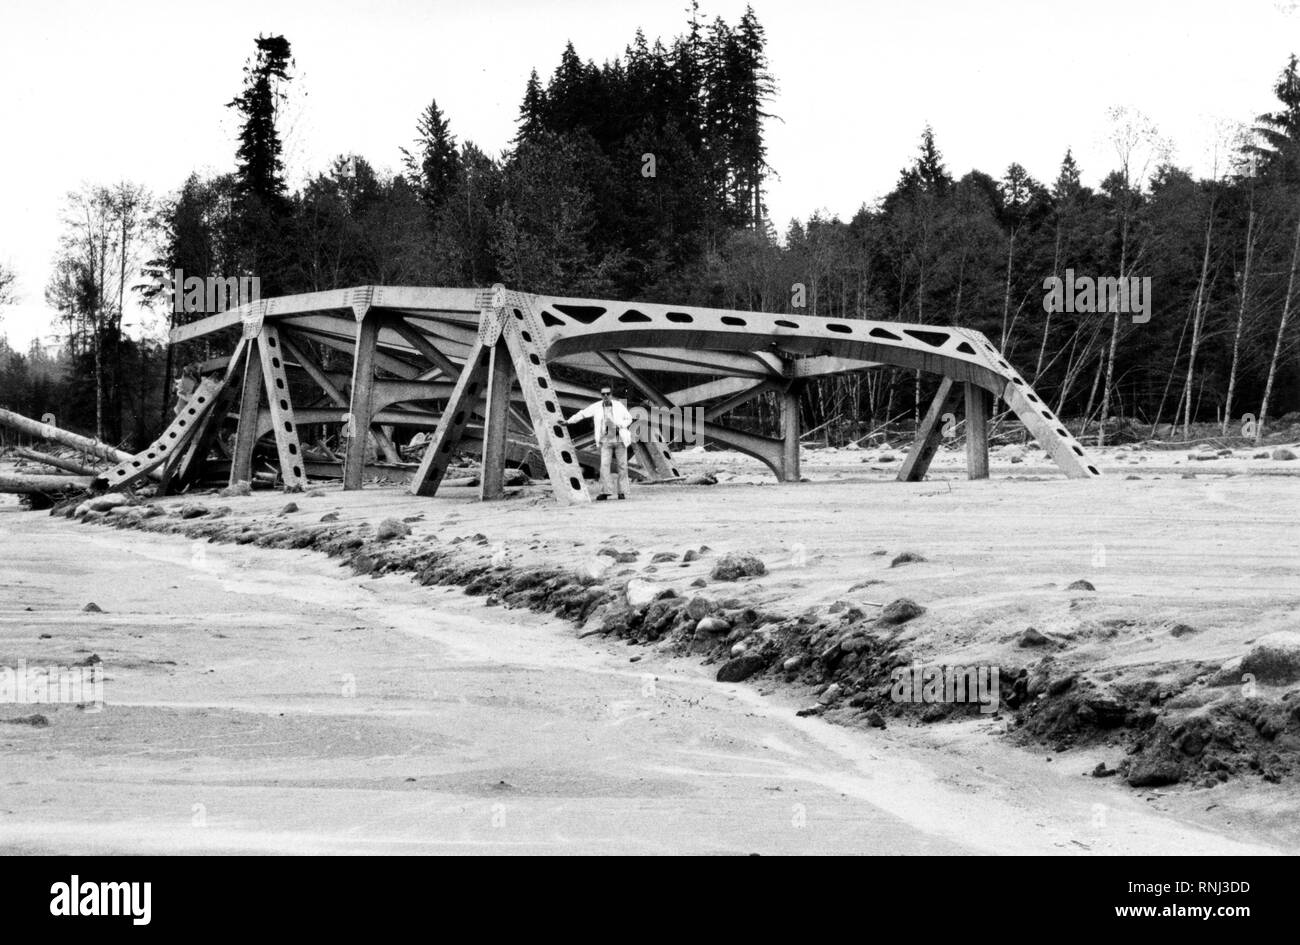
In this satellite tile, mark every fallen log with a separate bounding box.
[13,447,101,477]
[0,472,93,494]
[0,407,160,482]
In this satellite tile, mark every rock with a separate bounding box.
[828,600,847,614]
[625,579,658,608]
[1253,451,1270,459]
[376,518,411,541]
[848,580,882,592]
[877,453,896,463]
[819,683,843,704]
[1169,623,1197,638]
[1128,754,1183,787]
[689,578,707,588]
[685,596,714,620]
[1188,452,1219,461]
[654,588,679,601]
[1017,627,1053,648]
[650,551,678,563]
[1092,762,1118,778]
[865,710,886,728]
[716,655,766,683]
[1239,631,1300,684]
[320,512,340,523]
[219,481,252,498]
[782,655,804,672]
[878,598,925,625]
[1,713,49,727]
[685,473,718,485]
[695,616,729,635]
[710,552,767,581]
[82,602,103,613]
[890,551,926,567]
[599,548,639,563]
[682,549,701,563]
[1272,447,1297,461]
[179,503,209,519]
[280,502,299,514]
[86,493,131,513]
[1066,579,1095,592]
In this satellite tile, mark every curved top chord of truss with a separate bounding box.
[170,284,1102,495]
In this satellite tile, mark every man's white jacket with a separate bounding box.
[569,399,634,447]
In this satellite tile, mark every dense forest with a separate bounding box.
[4,4,1300,451]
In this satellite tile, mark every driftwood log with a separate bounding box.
[0,408,160,481]
[0,472,93,494]
[12,447,101,477]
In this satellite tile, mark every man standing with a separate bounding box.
[564,386,632,500]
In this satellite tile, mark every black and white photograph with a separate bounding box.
[0,0,1294,895]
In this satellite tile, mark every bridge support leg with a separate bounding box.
[343,312,379,491]
[230,338,264,487]
[780,383,802,482]
[965,381,990,480]
[898,377,957,482]
[480,340,515,500]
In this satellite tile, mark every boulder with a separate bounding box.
[710,552,767,582]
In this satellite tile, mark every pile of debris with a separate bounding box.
[0,408,142,507]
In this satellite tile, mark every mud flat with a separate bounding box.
[1,443,1298,854]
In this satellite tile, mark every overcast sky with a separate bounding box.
[2,0,1299,350]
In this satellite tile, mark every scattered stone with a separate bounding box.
[1091,762,1118,778]
[179,503,209,519]
[848,580,882,592]
[320,512,340,523]
[1017,627,1053,648]
[376,518,411,541]
[1188,452,1219,461]
[219,481,252,498]
[782,655,804,672]
[1272,447,1297,461]
[682,549,701,562]
[710,552,767,582]
[864,710,886,729]
[877,453,896,463]
[685,596,714,620]
[828,600,847,614]
[1253,451,1270,459]
[86,493,131,513]
[716,655,766,683]
[280,502,299,515]
[82,602,103,613]
[878,598,925,625]
[1065,579,1095,592]
[1169,623,1197,638]
[819,683,843,704]
[689,578,707,588]
[653,588,678,601]
[695,616,729,635]
[685,473,718,485]
[890,551,926,567]
[1239,631,1300,685]
[1,714,49,727]
[625,579,658,608]
[795,705,824,717]
[598,548,639,563]
[650,551,678,563]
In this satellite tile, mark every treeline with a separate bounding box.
[4,7,1300,452]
